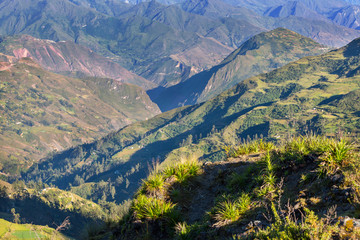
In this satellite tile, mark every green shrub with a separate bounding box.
[132,194,178,221]
[326,139,352,166]
[174,222,202,240]
[224,139,275,158]
[236,193,252,214]
[254,206,338,240]
[143,174,165,194]
[213,193,252,223]
[319,139,353,174]
[214,200,240,222]
[164,160,201,184]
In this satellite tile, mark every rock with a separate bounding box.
[329,174,345,184]
[353,219,360,227]
[247,220,263,229]
[339,216,360,230]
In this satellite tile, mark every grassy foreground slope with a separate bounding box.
[24,35,360,203]
[0,56,160,175]
[111,136,360,239]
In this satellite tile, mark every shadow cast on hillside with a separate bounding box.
[0,194,104,238]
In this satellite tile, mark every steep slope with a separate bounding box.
[0,35,155,90]
[0,0,235,87]
[0,0,358,89]
[121,1,266,49]
[0,219,68,239]
[227,0,347,14]
[149,28,330,111]
[0,56,160,175]
[263,1,328,21]
[328,5,360,30]
[181,0,259,20]
[111,137,360,239]
[179,0,360,47]
[68,0,132,16]
[271,15,360,47]
[24,36,360,204]
[0,181,108,238]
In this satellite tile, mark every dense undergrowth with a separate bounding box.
[108,135,360,239]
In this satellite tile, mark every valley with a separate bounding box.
[1,0,360,239]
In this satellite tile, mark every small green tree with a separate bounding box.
[11,208,20,224]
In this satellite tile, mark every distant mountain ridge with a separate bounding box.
[24,33,360,203]
[0,0,359,90]
[0,55,160,175]
[0,35,155,89]
[149,28,330,111]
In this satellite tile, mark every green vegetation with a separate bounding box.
[0,55,159,175]
[0,180,116,237]
[23,35,360,205]
[152,28,330,111]
[224,139,275,157]
[110,136,360,239]
[213,193,252,223]
[0,219,68,239]
[132,195,178,221]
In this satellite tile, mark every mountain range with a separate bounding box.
[3,0,360,238]
[149,28,330,111]
[0,35,154,89]
[0,0,360,89]
[0,55,160,175]
[23,33,360,205]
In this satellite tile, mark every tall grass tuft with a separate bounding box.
[327,139,352,166]
[224,139,275,158]
[132,194,178,221]
[214,200,240,222]
[213,193,252,223]
[143,174,165,195]
[164,159,201,184]
[319,139,353,174]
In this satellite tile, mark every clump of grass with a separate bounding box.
[319,139,353,174]
[253,204,339,240]
[142,174,165,195]
[227,172,248,192]
[213,193,252,223]
[224,139,275,158]
[175,222,191,239]
[214,200,240,222]
[164,159,201,184]
[236,193,252,213]
[327,139,352,166]
[280,135,330,164]
[257,152,278,199]
[174,222,202,240]
[132,194,178,221]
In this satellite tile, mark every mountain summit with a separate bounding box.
[150,28,329,112]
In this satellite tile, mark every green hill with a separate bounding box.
[23,34,360,204]
[0,179,113,238]
[0,0,359,88]
[0,35,155,90]
[109,136,360,239]
[0,218,69,239]
[0,0,234,87]
[0,55,160,175]
[149,28,330,111]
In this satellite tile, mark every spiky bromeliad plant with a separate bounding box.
[132,194,178,221]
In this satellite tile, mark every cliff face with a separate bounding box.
[1,35,155,90]
[0,54,160,175]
